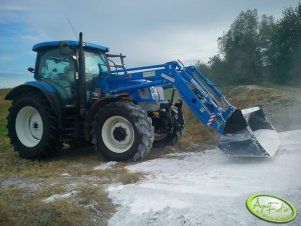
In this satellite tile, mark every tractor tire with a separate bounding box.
[7,94,60,159]
[153,129,183,148]
[92,101,154,161]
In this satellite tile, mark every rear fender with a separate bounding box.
[5,81,62,123]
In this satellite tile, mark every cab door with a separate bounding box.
[36,48,76,106]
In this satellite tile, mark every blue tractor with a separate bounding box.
[5,33,280,161]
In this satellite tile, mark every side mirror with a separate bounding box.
[28,67,35,73]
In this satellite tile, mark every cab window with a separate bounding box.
[38,48,74,82]
[37,48,75,102]
[84,51,109,80]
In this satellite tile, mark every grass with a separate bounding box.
[0,89,10,136]
[0,187,90,226]
[0,147,143,226]
[0,144,143,225]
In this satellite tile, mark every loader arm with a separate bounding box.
[97,61,280,157]
[98,61,234,134]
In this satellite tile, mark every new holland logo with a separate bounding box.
[246,194,297,223]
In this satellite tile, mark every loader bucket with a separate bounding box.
[218,107,280,157]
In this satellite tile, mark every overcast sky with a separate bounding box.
[0,0,300,88]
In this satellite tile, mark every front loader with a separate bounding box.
[5,33,281,161]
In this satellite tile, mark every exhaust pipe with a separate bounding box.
[218,107,281,157]
[78,32,87,116]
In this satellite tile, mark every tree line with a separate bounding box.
[198,3,301,87]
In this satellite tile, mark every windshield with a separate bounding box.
[85,51,109,76]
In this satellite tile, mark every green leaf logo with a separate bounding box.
[246,194,297,223]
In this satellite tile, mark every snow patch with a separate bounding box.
[108,130,301,226]
[42,191,78,203]
[61,173,71,177]
[94,161,117,170]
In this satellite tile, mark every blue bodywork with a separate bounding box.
[33,41,109,52]
[25,81,56,93]
[97,61,235,134]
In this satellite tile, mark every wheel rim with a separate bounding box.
[15,106,43,147]
[102,116,135,153]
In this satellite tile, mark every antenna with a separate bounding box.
[67,18,78,39]
[177,59,186,68]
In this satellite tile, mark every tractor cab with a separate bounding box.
[32,41,110,106]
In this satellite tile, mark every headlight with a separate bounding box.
[150,87,160,101]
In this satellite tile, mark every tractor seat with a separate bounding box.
[46,65,75,100]
[63,65,75,82]
[56,65,75,99]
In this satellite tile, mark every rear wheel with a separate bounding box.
[92,101,154,161]
[7,94,60,158]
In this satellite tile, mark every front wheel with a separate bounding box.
[7,94,60,158]
[92,101,154,161]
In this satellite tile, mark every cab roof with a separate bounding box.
[32,40,109,52]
